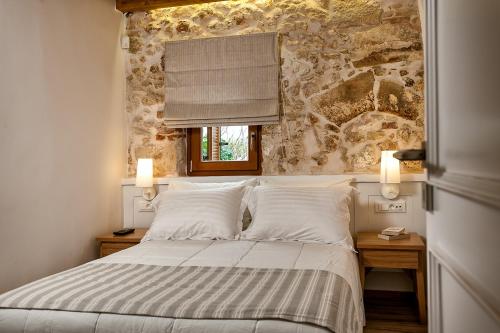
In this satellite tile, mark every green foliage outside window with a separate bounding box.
[201,126,248,161]
[202,136,208,161]
[220,142,234,161]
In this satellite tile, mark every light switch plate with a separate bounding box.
[121,36,130,49]
[375,199,407,213]
[132,197,155,228]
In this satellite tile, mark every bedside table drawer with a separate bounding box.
[361,250,419,269]
[96,229,146,258]
[100,242,136,257]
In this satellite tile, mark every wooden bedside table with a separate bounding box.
[96,228,147,258]
[356,232,426,323]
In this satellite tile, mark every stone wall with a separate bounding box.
[126,0,424,177]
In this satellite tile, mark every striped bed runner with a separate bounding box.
[0,263,359,333]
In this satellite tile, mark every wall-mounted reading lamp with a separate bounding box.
[380,150,401,199]
[136,158,156,201]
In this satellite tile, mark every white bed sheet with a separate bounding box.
[0,240,364,333]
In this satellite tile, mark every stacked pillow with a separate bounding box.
[144,186,247,241]
[144,179,257,241]
[242,184,354,249]
[167,178,257,232]
[144,178,355,250]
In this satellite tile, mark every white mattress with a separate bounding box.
[0,240,364,333]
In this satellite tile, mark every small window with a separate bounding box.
[187,126,261,176]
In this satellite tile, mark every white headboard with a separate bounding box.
[121,174,426,236]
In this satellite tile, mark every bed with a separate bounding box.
[0,239,363,333]
[0,180,365,333]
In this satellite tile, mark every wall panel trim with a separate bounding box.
[428,248,500,327]
[428,172,500,209]
[121,173,426,185]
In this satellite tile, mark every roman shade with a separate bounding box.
[163,32,279,128]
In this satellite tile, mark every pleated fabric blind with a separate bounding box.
[163,32,279,128]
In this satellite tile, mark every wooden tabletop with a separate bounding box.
[96,228,148,243]
[356,232,425,251]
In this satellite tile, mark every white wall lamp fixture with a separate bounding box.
[136,158,156,201]
[380,150,401,199]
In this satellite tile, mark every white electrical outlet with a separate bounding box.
[137,199,154,212]
[375,199,407,213]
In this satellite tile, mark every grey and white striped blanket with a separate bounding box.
[0,263,359,333]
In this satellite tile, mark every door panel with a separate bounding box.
[427,189,500,326]
[435,0,500,179]
[440,268,499,333]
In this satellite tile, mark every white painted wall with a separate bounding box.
[0,0,125,293]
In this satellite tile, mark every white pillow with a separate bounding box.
[144,186,246,241]
[241,185,354,248]
[167,178,258,190]
[246,181,354,219]
[166,178,258,231]
[259,177,353,187]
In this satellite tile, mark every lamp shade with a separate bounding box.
[380,151,400,184]
[136,158,153,188]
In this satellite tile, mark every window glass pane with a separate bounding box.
[201,127,209,161]
[200,126,248,162]
[220,126,248,161]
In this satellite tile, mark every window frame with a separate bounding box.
[187,125,262,176]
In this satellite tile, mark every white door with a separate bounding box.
[424,0,500,332]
